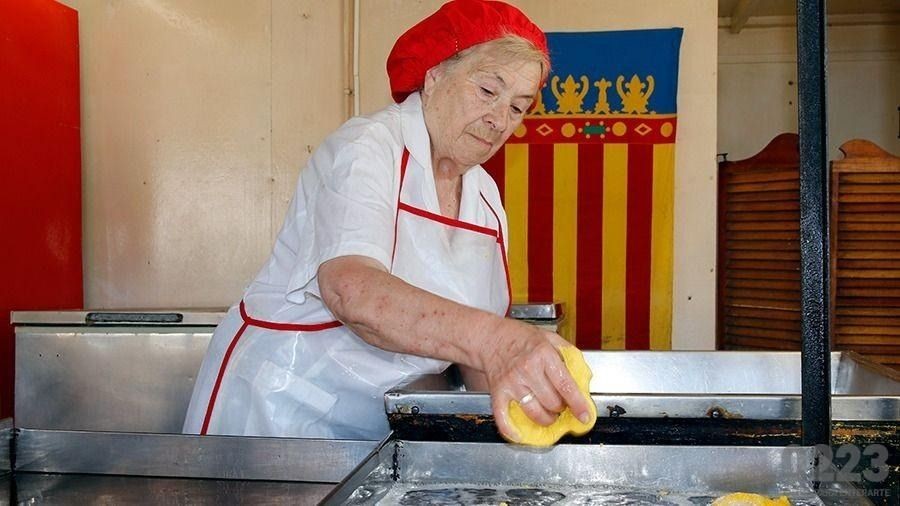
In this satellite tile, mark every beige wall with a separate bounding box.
[64,1,718,349]
[718,19,900,161]
[62,0,347,308]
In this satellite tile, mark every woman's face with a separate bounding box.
[421,45,542,172]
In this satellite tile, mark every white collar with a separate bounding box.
[398,92,484,225]
[399,92,433,174]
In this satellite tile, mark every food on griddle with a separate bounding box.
[711,492,791,505]
[506,345,597,446]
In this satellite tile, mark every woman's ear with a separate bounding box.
[421,65,444,100]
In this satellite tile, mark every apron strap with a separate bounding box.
[481,192,513,317]
[239,300,342,331]
[390,148,411,271]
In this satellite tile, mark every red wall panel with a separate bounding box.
[0,0,83,419]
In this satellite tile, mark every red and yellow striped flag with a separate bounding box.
[483,29,683,349]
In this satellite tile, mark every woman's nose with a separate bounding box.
[485,104,508,131]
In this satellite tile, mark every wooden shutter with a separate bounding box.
[831,140,900,370]
[717,134,801,350]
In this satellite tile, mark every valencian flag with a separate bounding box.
[483,28,683,349]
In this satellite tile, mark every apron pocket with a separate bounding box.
[253,359,338,418]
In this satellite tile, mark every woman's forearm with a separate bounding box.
[317,255,501,371]
[318,254,594,439]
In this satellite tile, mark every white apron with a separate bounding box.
[183,148,510,440]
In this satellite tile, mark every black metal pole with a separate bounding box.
[796,0,831,447]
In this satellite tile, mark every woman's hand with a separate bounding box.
[477,318,593,443]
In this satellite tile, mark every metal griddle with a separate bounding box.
[321,439,872,505]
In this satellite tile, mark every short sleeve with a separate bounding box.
[286,127,398,304]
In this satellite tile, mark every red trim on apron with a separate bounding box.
[238,300,342,332]
[480,193,513,317]
[200,319,248,435]
[398,202,499,237]
[199,301,343,435]
[390,149,411,270]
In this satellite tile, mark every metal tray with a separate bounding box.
[322,439,873,505]
[387,351,900,421]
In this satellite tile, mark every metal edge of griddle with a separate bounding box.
[320,441,873,505]
[318,432,396,506]
[13,429,378,483]
[10,310,226,326]
[385,392,900,421]
[508,303,561,320]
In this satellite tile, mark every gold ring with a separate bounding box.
[519,392,535,404]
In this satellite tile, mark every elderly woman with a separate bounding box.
[183,0,592,443]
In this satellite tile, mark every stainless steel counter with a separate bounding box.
[4,425,377,505]
[13,474,333,505]
[14,430,374,482]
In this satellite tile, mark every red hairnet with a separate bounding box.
[386,0,548,103]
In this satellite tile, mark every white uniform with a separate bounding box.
[183,93,510,440]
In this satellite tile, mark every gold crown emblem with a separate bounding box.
[531,74,656,116]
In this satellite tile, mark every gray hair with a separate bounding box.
[440,33,550,83]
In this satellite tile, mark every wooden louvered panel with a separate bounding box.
[728,231,800,241]
[731,201,800,212]
[837,306,900,317]
[841,239,900,248]
[840,214,900,222]
[831,140,900,371]
[727,298,798,311]
[726,170,798,184]
[718,134,803,351]
[837,298,900,307]
[834,315,898,326]
[839,251,900,259]
[726,316,800,331]
[840,194,898,203]
[727,239,798,250]
[729,212,801,222]
[839,222,900,232]
[729,190,798,202]
[729,251,800,261]
[727,278,800,290]
[728,222,799,232]
[728,269,800,281]
[724,306,800,320]
[727,337,800,350]
[841,203,900,213]
[841,232,896,242]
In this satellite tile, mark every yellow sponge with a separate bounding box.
[506,346,597,447]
